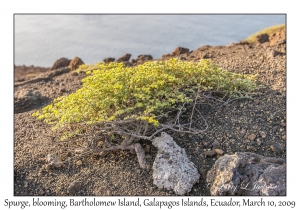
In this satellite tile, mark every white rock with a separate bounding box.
[152,132,200,195]
[47,154,63,168]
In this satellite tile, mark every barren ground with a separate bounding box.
[14,36,286,196]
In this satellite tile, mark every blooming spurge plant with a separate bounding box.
[33,58,259,168]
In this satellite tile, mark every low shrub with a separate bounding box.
[33,58,258,133]
[32,58,261,168]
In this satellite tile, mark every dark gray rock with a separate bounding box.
[123,61,133,67]
[116,53,131,62]
[133,54,153,64]
[172,47,189,56]
[212,141,221,149]
[137,54,153,62]
[68,57,84,71]
[206,152,286,196]
[247,146,257,152]
[51,58,71,70]
[256,33,269,43]
[103,57,115,64]
[270,143,283,154]
[199,168,207,180]
[161,53,171,59]
[204,150,216,157]
[67,181,82,195]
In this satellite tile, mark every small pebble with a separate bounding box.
[145,155,152,159]
[38,189,45,196]
[67,181,82,195]
[202,140,209,146]
[204,150,216,157]
[248,134,256,141]
[145,145,150,153]
[256,138,262,146]
[55,162,63,168]
[212,141,220,149]
[199,168,207,180]
[47,154,63,168]
[260,131,267,139]
[270,143,283,153]
[229,139,235,143]
[240,129,246,135]
[198,154,204,159]
[76,160,82,166]
[45,164,51,170]
[281,135,286,141]
[94,186,108,196]
[247,146,257,152]
[106,190,112,196]
[215,149,224,155]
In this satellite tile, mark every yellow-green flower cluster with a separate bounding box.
[32,58,258,129]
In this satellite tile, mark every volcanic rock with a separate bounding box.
[206,152,286,196]
[103,57,115,64]
[256,33,269,44]
[116,53,131,62]
[152,132,200,195]
[51,58,71,70]
[172,47,189,56]
[68,57,84,71]
[269,28,286,46]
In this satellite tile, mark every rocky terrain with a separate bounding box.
[14,28,286,196]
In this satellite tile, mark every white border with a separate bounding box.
[2,1,298,209]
